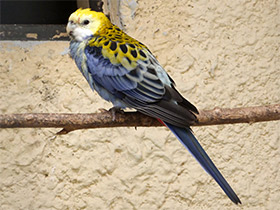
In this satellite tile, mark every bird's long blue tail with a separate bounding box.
[164,122,241,204]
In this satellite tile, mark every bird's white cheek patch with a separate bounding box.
[73,28,93,42]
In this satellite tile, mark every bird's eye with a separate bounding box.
[83,20,90,25]
[69,20,74,24]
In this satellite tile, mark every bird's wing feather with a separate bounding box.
[85,43,198,127]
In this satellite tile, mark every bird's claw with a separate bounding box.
[109,107,123,121]
[98,108,108,113]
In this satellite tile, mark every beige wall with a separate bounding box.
[0,0,279,209]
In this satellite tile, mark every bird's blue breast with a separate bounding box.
[69,40,129,108]
[69,41,83,68]
[69,41,92,85]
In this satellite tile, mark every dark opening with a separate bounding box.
[0,0,103,40]
[0,1,77,24]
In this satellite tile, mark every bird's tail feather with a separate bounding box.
[164,121,241,204]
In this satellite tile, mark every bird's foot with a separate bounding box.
[98,108,108,113]
[109,107,124,121]
[99,107,123,121]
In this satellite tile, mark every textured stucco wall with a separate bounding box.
[0,0,279,209]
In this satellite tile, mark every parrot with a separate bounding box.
[66,8,241,204]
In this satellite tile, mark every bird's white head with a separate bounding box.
[67,8,111,42]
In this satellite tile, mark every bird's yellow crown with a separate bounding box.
[68,8,111,35]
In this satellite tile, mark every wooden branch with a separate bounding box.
[0,104,279,134]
